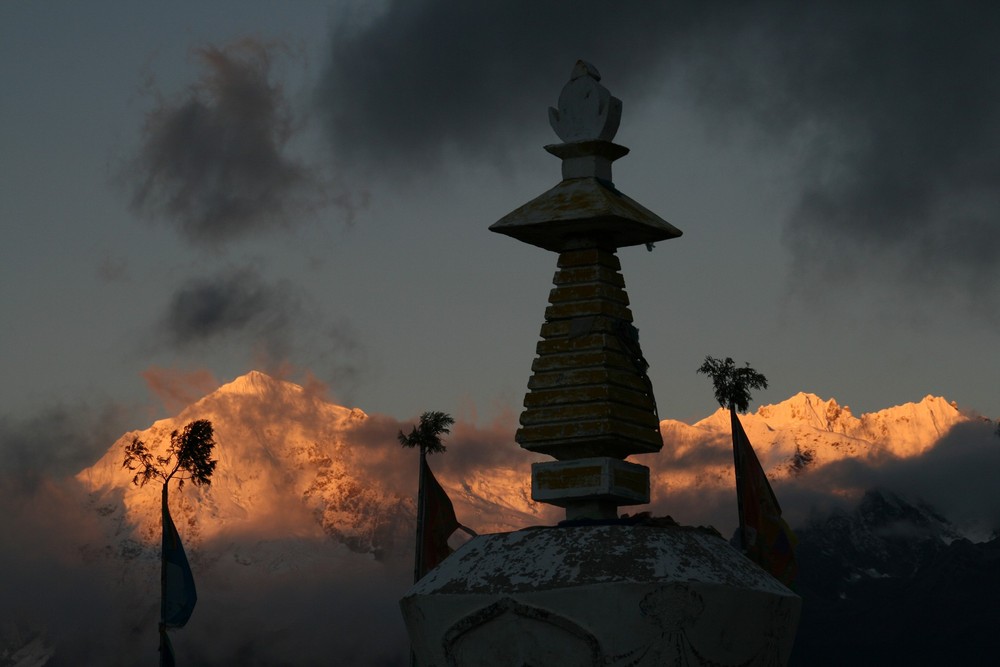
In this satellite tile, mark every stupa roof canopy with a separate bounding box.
[489,60,681,252]
[490,172,682,252]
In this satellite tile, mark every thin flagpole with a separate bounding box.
[160,483,168,667]
[413,446,427,584]
[730,407,749,552]
[410,447,427,667]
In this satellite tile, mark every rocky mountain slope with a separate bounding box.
[77,374,974,563]
[77,370,549,563]
[4,371,992,665]
[791,490,1000,665]
[654,391,966,490]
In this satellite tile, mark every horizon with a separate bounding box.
[6,357,1000,665]
[3,5,1000,662]
[143,367,983,426]
[79,369,998,543]
[3,3,1000,472]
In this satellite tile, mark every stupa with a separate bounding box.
[400,61,800,666]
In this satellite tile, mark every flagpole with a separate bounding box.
[730,407,749,553]
[410,447,428,667]
[413,446,427,584]
[160,483,168,667]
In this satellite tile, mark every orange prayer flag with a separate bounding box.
[419,457,461,577]
[731,410,798,589]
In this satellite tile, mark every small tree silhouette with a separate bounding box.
[123,419,216,666]
[697,356,768,414]
[397,411,454,455]
[399,411,456,588]
[124,419,217,489]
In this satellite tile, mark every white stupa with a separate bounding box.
[400,61,800,666]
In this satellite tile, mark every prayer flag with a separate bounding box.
[161,489,197,628]
[731,410,798,589]
[419,457,461,577]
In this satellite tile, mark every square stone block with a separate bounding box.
[532,457,649,507]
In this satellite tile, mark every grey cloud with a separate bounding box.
[129,39,348,245]
[706,3,1000,303]
[318,1,1000,303]
[0,403,132,489]
[316,1,699,168]
[162,266,297,354]
[159,268,368,398]
[800,419,1000,534]
[0,475,409,665]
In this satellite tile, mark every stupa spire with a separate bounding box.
[402,61,800,667]
[490,61,682,520]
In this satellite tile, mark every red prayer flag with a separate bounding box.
[731,410,798,589]
[419,457,461,577]
[161,487,197,628]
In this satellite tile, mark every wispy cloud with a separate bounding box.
[315,1,686,169]
[141,366,221,413]
[154,266,367,402]
[317,1,1000,308]
[160,266,297,351]
[0,403,133,489]
[128,38,356,245]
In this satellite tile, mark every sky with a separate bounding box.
[2,0,1000,478]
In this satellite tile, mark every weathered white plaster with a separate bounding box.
[402,526,800,666]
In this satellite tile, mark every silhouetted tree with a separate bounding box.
[398,411,454,455]
[123,419,216,667]
[698,357,797,589]
[697,356,768,413]
[399,411,456,590]
[124,418,217,489]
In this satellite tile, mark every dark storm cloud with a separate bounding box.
[0,403,132,490]
[141,366,222,413]
[689,2,1000,302]
[799,418,1000,534]
[316,1,699,167]
[162,266,297,353]
[319,1,1000,299]
[129,38,347,245]
[157,267,368,403]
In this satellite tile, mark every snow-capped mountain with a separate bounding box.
[791,489,1000,665]
[8,371,988,665]
[77,373,977,560]
[652,392,967,495]
[77,370,550,564]
[79,370,405,556]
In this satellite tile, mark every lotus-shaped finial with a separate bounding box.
[548,60,622,143]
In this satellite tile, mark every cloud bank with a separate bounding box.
[2,389,996,664]
[128,38,340,245]
[317,0,1000,307]
[154,266,367,402]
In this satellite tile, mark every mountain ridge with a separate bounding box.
[77,370,980,553]
[6,370,994,666]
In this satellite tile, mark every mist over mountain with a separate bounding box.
[2,371,996,665]
[791,490,1000,665]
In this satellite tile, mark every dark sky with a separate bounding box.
[1,0,998,477]
[3,5,999,663]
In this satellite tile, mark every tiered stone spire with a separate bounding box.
[401,62,801,667]
[490,60,681,520]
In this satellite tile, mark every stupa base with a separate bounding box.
[401,524,800,666]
